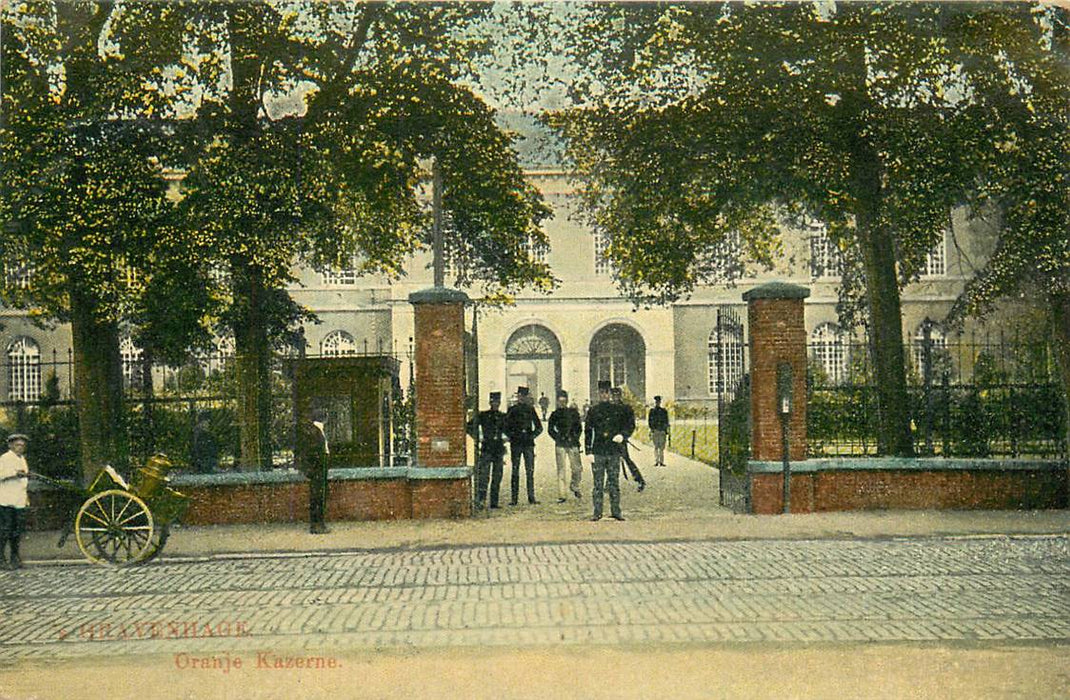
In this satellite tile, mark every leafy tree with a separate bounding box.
[161,2,552,469]
[945,5,1069,457]
[5,2,554,472]
[0,2,209,481]
[544,1,1059,456]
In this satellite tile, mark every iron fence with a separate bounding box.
[0,347,417,480]
[808,335,1068,459]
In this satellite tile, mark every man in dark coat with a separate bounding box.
[296,408,330,534]
[504,386,542,505]
[612,387,645,492]
[648,395,670,466]
[584,381,627,521]
[468,391,507,510]
[547,389,583,502]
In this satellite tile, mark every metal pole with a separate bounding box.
[432,157,444,288]
[781,412,791,514]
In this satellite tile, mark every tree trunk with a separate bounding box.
[1051,291,1070,468]
[234,269,273,471]
[140,345,156,460]
[70,292,126,484]
[848,139,915,457]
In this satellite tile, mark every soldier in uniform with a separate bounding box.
[547,389,583,502]
[504,386,543,505]
[297,408,330,534]
[468,391,507,510]
[584,381,628,521]
[648,395,670,467]
[613,387,645,492]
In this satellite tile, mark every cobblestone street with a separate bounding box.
[2,535,1067,664]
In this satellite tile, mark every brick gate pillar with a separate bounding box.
[743,282,810,463]
[409,286,469,467]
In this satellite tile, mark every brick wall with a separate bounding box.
[747,295,808,462]
[26,476,470,529]
[412,300,467,467]
[750,468,1067,514]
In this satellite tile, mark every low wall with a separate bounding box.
[744,458,1067,515]
[26,467,471,530]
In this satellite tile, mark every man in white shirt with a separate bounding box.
[0,434,30,570]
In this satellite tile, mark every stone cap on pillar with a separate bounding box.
[742,281,811,302]
[408,286,470,305]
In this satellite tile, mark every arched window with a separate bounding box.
[708,308,745,397]
[321,330,357,357]
[7,337,41,402]
[912,322,948,376]
[120,335,144,388]
[810,323,849,384]
[201,334,235,376]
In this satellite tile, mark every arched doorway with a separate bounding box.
[589,324,646,401]
[505,324,561,404]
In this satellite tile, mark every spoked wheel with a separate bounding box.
[75,490,154,567]
[139,524,170,564]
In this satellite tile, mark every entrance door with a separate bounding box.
[589,324,646,401]
[505,324,561,403]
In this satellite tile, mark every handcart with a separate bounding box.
[34,454,190,567]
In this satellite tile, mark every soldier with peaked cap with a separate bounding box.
[612,387,645,492]
[648,395,670,467]
[503,386,543,505]
[584,381,627,521]
[0,434,31,569]
[468,391,507,509]
[547,389,583,502]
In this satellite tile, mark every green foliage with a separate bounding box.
[718,377,750,474]
[0,404,80,481]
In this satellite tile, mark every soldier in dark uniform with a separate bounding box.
[504,386,543,505]
[613,387,645,492]
[584,380,628,521]
[468,391,507,510]
[648,395,670,466]
[296,408,330,534]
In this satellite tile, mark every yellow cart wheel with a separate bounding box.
[75,489,154,567]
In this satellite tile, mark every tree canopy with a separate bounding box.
[543,1,1067,456]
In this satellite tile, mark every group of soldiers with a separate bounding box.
[468,381,670,521]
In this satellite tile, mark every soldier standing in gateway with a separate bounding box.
[584,381,627,521]
[547,389,583,502]
[612,387,645,492]
[468,391,507,510]
[504,386,542,505]
[648,395,670,467]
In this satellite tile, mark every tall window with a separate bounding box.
[922,230,947,277]
[810,323,849,384]
[912,322,948,375]
[321,330,357,356]
[594,338,627,387]
[120,335,144,388]
[809,226,842,279]
[708,309,745,397]
[199,334,235,377]
[527,235,549,265]
[593,231,612,276]
[708,230,743,280]
[3,262,34,290]
[7,337,41,402]
[322,255,360,286]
